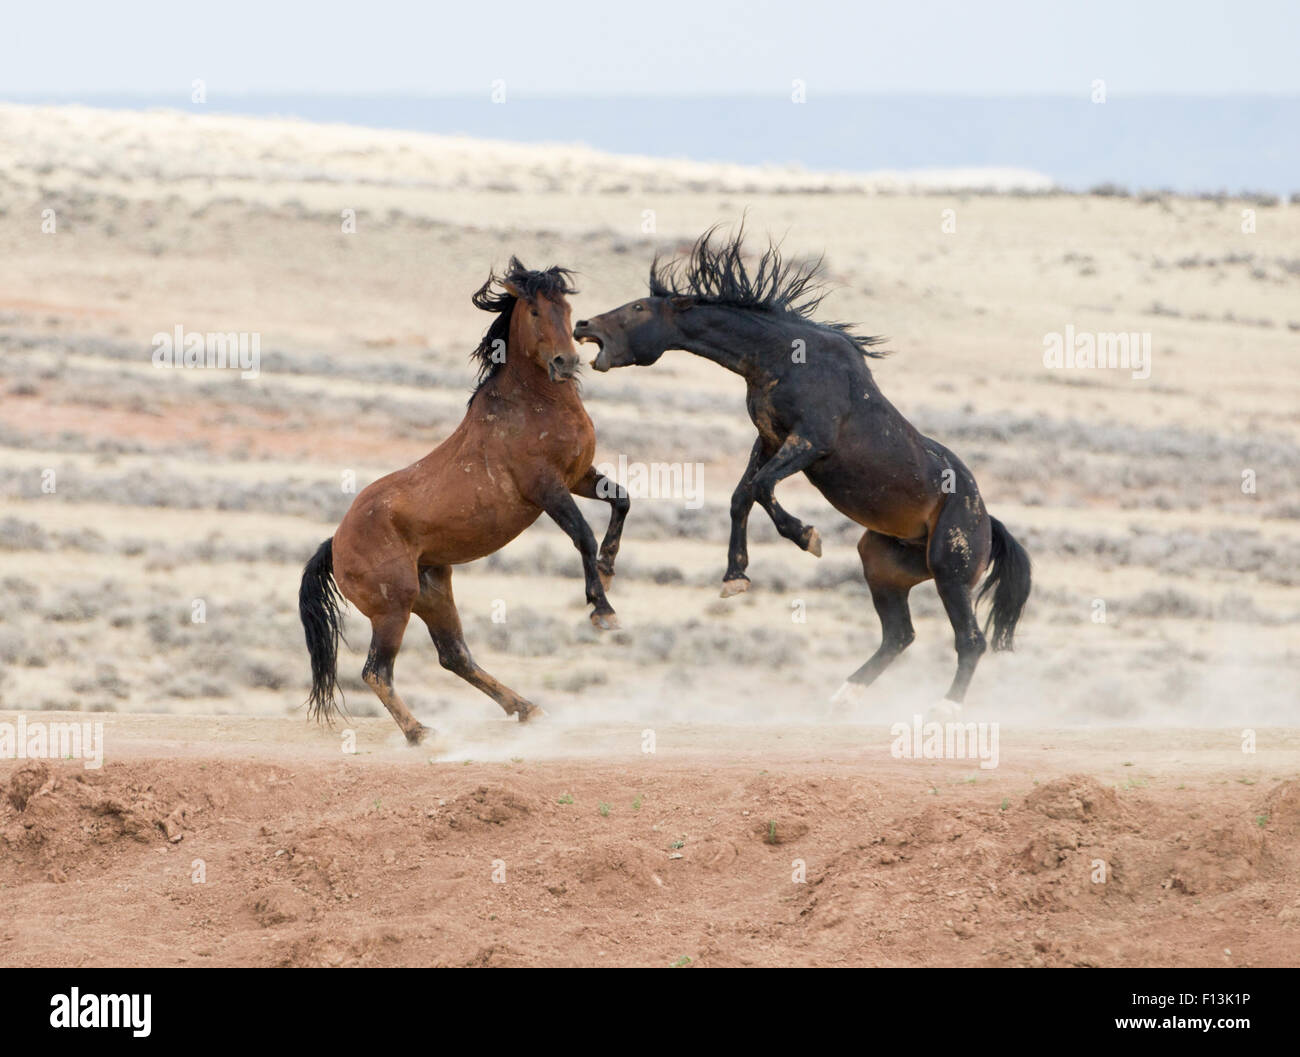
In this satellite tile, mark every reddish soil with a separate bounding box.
[2,716,1297,967]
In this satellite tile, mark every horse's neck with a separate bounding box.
[674,308,770,384]
[493,348,581,409]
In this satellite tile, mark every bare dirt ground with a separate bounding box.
[1,105,1298,966]
[3,715,1299,967]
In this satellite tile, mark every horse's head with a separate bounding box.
[472,259,580,386]
[506,279,581,383]
[573,296,689,372]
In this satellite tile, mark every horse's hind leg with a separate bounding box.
[336,548,428,744]
[413,566,542,723]
[831,531,928,707]
[362,609,430,745]
[928,498,993,709]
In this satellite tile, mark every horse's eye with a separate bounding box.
[530,309,539,317]
[632,303,644,312]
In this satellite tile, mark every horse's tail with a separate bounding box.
[299,538,347,723]
[976,516,1032,652]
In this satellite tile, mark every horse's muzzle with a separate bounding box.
[548,355,578,382]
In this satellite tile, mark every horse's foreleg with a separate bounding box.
[751,432,827,557]
[573,467,629,591]
[721,438,766,596]
[414,566,542,722]
[536,485,619,630]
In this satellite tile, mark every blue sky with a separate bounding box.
[2,0,1297,96]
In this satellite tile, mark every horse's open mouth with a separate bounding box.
[573,328,608,371]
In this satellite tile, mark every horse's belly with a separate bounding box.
[411,501,541,566]
[806,462,938,540]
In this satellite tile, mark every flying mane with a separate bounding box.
[469,257,578,401]
[647,224,887,357]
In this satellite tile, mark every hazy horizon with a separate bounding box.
[7,92,1296,195]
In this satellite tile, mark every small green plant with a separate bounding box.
[766,820,777,844]
[670,956,692,968]
[598,802,611,818]
[670,838,684,850]
[557,793,574,805]
[1256,814,1269,828]
[999,798,1010,811]
[632,795,643,812]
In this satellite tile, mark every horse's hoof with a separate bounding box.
[804,527,822,557]
[830,681,868,709]
[591,610,620,631]
[406,724,433,746]
[517,704,546,723]
[719,577,750,598]
[927,699,963,721]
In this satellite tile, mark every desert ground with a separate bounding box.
[1,104,1298,966]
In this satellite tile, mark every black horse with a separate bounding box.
[574,227,1031,713]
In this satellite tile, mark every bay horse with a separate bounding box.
[299,258,628,744]
[573,227,1031,714]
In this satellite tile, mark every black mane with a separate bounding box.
[648,224,887,357]
[469,257,578,400]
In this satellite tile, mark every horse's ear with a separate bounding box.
[669,296,696,312]
[501,278,525,300]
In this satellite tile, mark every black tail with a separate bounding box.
[299,538,347,723]
[976,517,1032,651]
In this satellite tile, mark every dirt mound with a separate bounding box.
[737,775,849,847]
[0,762,189,882]
[248,884,313,927]
[1260,779,1300,836]
[572,837,670,894]
[5,761,50,811]
[885,802,986,848]
[1019,825,1083,873]
[1167,818,1265,895]
[1024,775,1126,821]
[426,783,535,840]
